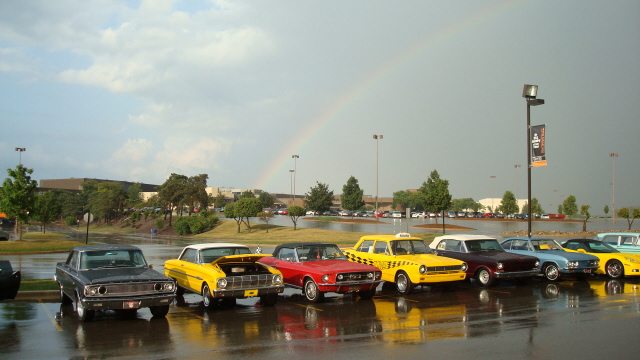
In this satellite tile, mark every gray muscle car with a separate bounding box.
[55,244,175,322]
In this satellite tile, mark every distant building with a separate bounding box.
[39,178,159,193]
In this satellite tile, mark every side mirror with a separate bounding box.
[577,249,586,253]
[149,264,154,268]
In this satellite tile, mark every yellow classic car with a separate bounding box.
[164,243,284,308]
[342,233,467,294]
[561,239,640,279]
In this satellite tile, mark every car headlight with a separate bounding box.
[461,263,468,272]
[375,272,381,279]
[535,260,540,267]
[625,257,640,264]
[273,274,283,285]
[594,260,599,266]
[567,261,578,268]
[497,262,504,270]
[367,272,374,279]
[337,274,344,280]
[419,265,427,274]
[165,282,175,292]
[217,278,227,288]
[321,274,330,282]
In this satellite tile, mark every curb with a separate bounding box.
[9,290,59,302]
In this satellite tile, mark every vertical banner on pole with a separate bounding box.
[531,124,547,167]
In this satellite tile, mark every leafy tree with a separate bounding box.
[214,193,227,208]
[181,174,209,214]
[288,205,305,230]
[557,204,563,214]
[419,170,452,224]
[499,191,518,216]
[0,165,39,239]
[341,176,365,216]
[239,190,255,199]
[562,195,578,218]
[125,183,143,210]
[603,205,609,217]
[258,192,275,209]
[224,202,242,233]
[451,198,477,212]
[522,198,543,216]
[88,182,127,223]
[617,207,640,230]
[303,182,334,215]
[235,197,262,233]
[258,211,274,233]
[173,211,218,235]
[157,173,188,225]
[580,205,591,232]
[33,191,61,233]
[57,190,85,221]
[392,190,422,211]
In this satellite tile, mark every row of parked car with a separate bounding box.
[52,232,640,322]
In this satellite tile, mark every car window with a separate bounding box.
[357,240,375,253]
[277,248,296,261]
[602,235,619,246]
[180,248,197,263]
[79,250,147,270]
[436,240,447,251]
[531,239,562,251]
[445,240,462,252]
[501,240,513,250]
[68,251,79,269]
[410,240,432,254]
[198,247,251,263]
[465,239,502,252]
[296,245,346,261]
[373,241,389,254]
[621,236,635,245]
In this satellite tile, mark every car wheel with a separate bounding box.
[260,293,278,306]
[395,271,414,295]
[606,260,624,279]
[75,292,95,322]
[202,283,216,309]
[304,278,324,302]
[59,283,72,305]
[173,280,185,296]
[544,264,561,281]
[357,287,377,300]
[150,305,170,318]
[476,268,495,287]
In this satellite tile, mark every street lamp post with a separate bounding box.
[523,84,545,238]
[373,135,383,221]
[14,147,26,165]
[291,155,299,205]
[490,176,496,212]
[514,165,521,205]
[289,170,295,206]
[610,153,618,224]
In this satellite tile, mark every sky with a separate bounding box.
[1,0,638,215]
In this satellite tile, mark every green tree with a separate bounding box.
[182,174,209,214]
[288,205,305,230]
[303,182,334,215]
[392,190,422,211]
[258,211,274,233]
[603,205,609,217]
[522,198,543,216]
[499,191,518,216]
[224,202,242,233]
[341,176,365,216]
[258,192,275,209]
[580,205,591,232]
[157,173,188,225]
[214,193,227,208]
[557,204,563,214]
[451,198,477,212]
[235,197,262,233]
[617,207,640,230]
[562,195,578,218]
[87,182,127,223]
[239,190,255,199]
[125,183,143,210]
[0,165,39,239]
[33,191,62,233]
[419,170,452,224]
[57,190,86,221]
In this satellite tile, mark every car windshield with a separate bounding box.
[531,239,563,251]
[296,245,346,262]
[392,240,433,255]
[464,239,503,252]
[566,241,619,253]
[199,247,251,263]
[79,250,147,270]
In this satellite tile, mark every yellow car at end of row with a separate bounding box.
[561,239,640,279]
[342,233,467,295]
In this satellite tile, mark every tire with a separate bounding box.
[606,260,624,279]
[395,271,414,295]
[59,283,72,305]
[75,292,95,322]
[476,268,495,287]
[174,282,185,296]
[357,287,376,300]
[222,298,237,307]
[544,264,561,281]
[260,293,278,306]
[304,278,324,302]
[150,305,170,318]
[202,283,216,309]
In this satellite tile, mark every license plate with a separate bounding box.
[584,269,591,273]
[349,285,361,291]
[123,300,140,309]
[244,289,258,297]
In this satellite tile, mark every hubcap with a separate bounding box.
[608,263,622,277]
[546,266,558,280]
[479,270,489,284]
[306,282,317,299]
[397,275,407,292]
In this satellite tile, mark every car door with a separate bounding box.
[267,248,300,286]
[58,250,80,298]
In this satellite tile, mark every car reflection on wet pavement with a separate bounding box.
[2,277,640,359]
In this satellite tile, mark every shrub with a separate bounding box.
[172,213,219,235]
[155,218,165,230]
[65,216,77,226]
[174,217,192,235]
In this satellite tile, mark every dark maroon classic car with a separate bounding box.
[260,242,382,302]
[429,235,540,287]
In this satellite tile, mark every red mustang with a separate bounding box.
[260,242,382,302]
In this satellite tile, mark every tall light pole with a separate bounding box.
[523,84,545,238]
[289,170,295,206]
[373,135,383,221]
[15,147,26,165]
[291,155,299,204]
[610,153,618,224]
[514,165,521,204]
[490,176,496,212]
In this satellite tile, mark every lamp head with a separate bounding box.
[522,84,538,99]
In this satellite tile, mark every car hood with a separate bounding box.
[532,250,598,261]
[210,254,271,265]
[401,254,463,266]
[468,251,535,262]
[79,267,169,284]
[297,260,378,273]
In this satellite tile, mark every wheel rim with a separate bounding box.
[607,261,623,278]
[76,294,85,317]
[479,270,490,284]
[305,280,318,300]
[546,265,559,280]
[396,274,407,292]
[202,284,211,307]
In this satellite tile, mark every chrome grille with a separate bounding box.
[223,274,275,289]
[87,282,172,297]
[425,265,464,272]
[336,272,373,282]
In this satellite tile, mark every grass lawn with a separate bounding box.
[192,220,439,245]
[19,279,59,291]
[0,238,82,253]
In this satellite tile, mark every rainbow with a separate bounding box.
[253,0,530,191]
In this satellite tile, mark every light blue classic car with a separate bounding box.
[594,233,640,253]
[501,237,599,281]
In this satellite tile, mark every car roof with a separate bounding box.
[272,242,336,253]
[434,234,496,241]
[182,243,249,251]
[73,244,141,252]
[502,237,553,241]
[359,234,423,242]
[596,232,640,236]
